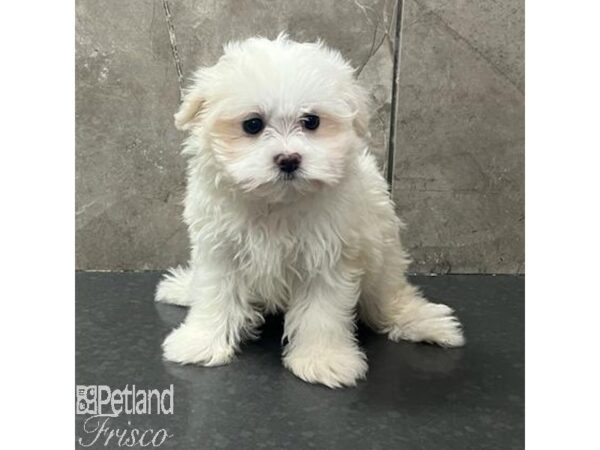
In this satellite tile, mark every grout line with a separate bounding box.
[74,269,525,276]
[162,0,184,99]
[386,0,405,193]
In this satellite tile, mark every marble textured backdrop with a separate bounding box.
[76,0,524,273]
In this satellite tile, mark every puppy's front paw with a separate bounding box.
[388,303,465,348]
[283,345,368,388]
[162,325,234,367]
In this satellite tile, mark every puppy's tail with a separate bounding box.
[155,265,194,306]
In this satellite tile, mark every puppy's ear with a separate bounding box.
[174,84,205,131]
[174,68,214,131]
[348,82,371,139]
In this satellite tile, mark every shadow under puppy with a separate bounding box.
[156,35,464,388]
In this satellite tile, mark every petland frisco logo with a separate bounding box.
[76,385,174,447]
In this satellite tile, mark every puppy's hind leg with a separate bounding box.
[155,265,194,306]
[360,254,465,348]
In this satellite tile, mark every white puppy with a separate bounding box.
[156,35,464,388]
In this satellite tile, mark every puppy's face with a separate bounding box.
[175,36,370,200]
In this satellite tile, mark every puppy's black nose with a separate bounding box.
[274,153,302,173]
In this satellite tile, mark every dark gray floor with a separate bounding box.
[76,272,524,449]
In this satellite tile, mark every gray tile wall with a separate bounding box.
[392,0,524,273]
[76,0,524,273]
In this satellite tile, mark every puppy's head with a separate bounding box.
[175,35,370,199]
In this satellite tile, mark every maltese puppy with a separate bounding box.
[156,35,464,388]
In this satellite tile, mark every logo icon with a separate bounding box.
[76,385,98,415]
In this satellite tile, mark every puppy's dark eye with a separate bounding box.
[301,114,320,131]
[242,117,264,135]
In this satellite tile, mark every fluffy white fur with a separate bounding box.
[156,35,464,388]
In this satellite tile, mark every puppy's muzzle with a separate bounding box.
[274,153,302,174]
